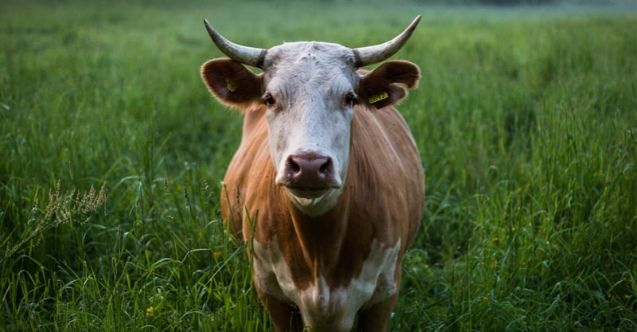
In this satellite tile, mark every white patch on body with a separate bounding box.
[252,238,401,331]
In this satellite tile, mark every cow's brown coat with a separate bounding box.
[218,87,424,330]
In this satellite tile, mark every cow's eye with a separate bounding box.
[344,92,358,107]
[263,92,276,107]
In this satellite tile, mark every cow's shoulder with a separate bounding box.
[348,106,425,246]
[221,107,272,239]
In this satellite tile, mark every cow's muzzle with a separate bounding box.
[278,152,340,197]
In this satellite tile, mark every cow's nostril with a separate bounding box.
[319,158,332,175]
[287,157,301,174]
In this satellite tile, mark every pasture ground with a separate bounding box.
[1,0,636,330]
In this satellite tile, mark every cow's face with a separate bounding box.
[200,19,420,216]
[262,43,356,209]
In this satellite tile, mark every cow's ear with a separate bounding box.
[201,58,263,109]
[358,61,420,109]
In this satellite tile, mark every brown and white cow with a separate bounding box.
[200,16,425,332]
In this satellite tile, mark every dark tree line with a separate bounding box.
[414,0,623,4]
[479,0,555,4]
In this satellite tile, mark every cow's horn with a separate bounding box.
[203,19,267,68]
[352,15,421,67]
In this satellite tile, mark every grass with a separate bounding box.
[1,0,636,330]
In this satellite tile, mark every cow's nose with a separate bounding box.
[284,152,335,189]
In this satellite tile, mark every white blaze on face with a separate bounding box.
[263,42,358,214]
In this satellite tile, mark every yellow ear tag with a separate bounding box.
[225,78,237,92]
[368,91,389,104]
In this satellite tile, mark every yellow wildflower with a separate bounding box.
[146,306,155,318]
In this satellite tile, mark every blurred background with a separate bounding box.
[1,0,636,330]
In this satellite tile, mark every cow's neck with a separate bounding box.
[286,191,350,275]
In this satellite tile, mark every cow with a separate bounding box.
[200,16,425,332]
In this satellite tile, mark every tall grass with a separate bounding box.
[1,0,636,330]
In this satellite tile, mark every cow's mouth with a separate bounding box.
[280,181,344,216]
[285,186,332,199]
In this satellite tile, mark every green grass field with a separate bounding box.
[1,0,636,330]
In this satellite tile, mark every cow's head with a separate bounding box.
[201,17,421,216]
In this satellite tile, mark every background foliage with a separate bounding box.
[1,0,636,330]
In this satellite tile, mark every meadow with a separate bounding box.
[1,0,636,330]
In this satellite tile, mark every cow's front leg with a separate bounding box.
[255,286,303,332]
[356,293,399,332]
